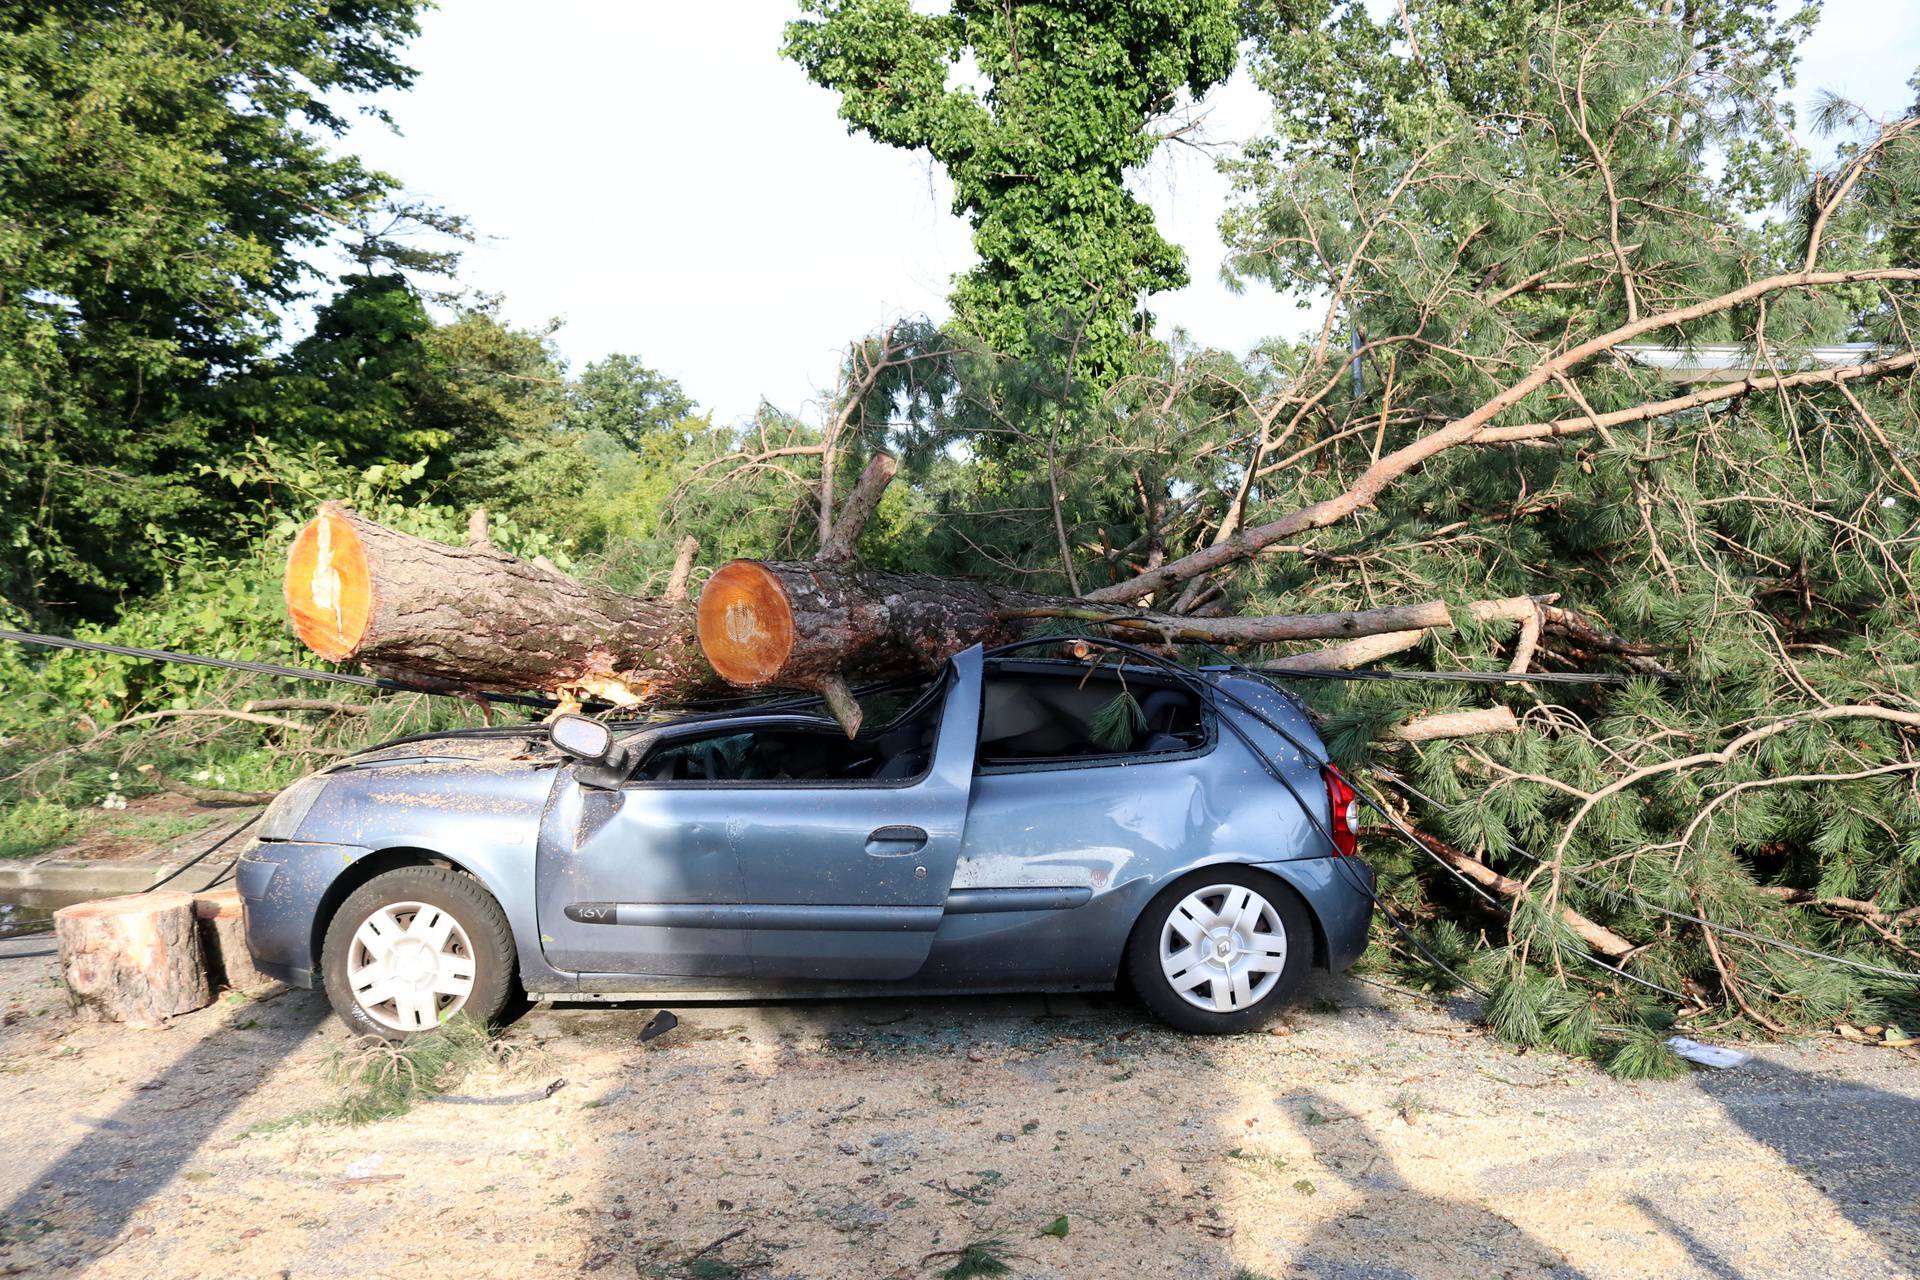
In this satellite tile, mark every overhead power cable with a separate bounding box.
[1216,665,1656,686]
[0,629,558,708]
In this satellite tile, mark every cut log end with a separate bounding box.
[698,560,796,685]
[55,891,211,1025]
[284,504,373,662]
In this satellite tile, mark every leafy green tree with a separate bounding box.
[783,0,1239,382]
[567,354,697,455]
[0,0,427,621]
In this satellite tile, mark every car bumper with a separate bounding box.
[1257,854,1375,973]
[238,838,372,990]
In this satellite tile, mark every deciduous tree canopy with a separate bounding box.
[783,0,1239,381]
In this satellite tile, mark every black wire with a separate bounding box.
[142,814,261,893]
[0,629,560,709]
[1208,664,1655,686]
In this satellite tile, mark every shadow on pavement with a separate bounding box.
[1695,1056,1920,1264]
[1273,1087,1592,1280]
[1628,1196,1747,1280]
[0,982,330,1270]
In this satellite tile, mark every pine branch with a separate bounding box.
[1086,268,1920,605]
[1472,351,1920,445]
[1382,706,1519,742]
[1385,826,1639,960]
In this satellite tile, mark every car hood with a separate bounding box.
[331,730,558,775]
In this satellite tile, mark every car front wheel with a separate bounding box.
[1127,868,1313,1034]
[321,865,515,1039]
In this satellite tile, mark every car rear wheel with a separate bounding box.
[1126,868,1313,1034]
[321,866,515,1039]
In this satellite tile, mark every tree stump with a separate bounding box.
[54,892,211,1026]
[192,886,273,992]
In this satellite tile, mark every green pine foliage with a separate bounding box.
[1089,691,1147,752]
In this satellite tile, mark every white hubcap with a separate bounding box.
[347,900,476,1032]
[1160,883,1287,1014]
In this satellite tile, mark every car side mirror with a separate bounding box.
[550,714,613,762]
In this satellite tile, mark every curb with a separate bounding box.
[0,813,259,909]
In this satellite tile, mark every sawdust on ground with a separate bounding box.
[0,933,1914,1280]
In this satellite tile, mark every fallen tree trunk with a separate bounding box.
[284,502,713,706]
[285,499,1565,729]
[55,892,211,1025]
[697,559,1552,692]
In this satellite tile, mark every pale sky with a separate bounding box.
[328,1,1920,425]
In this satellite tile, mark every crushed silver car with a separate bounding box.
[239,646,1373,1037]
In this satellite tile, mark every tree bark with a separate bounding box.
[1261,630,1425,671]
[193,887,273,992]
[663,536,701,602]
[284,502,714,706]
[55,892,211,1025]
[1383,707,1520,742]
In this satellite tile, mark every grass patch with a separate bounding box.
[0,799,82,859]
[0,798,215,860]
[933,1239,1014,1279]
[246,1018,506,1132]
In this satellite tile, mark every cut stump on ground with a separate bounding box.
[54,892,211,1026]
[192,886,274,992]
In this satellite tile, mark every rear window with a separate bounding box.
[978,668,1208,768]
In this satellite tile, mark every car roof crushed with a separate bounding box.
[346,656,1229,761]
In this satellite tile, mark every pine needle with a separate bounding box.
[1089,690,1146,751]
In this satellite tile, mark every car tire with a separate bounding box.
[321,866,516,1040]
[1126,867,1314,1034]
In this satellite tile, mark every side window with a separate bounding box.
[629,676,947,787]
[635,731,757,782]
[977,673,1209,768]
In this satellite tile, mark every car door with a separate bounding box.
[535,730,756,979]
[733,645,984,980]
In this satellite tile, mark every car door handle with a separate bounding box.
[865,825,928,856]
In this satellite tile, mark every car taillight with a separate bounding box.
[1324,769,1360,857]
